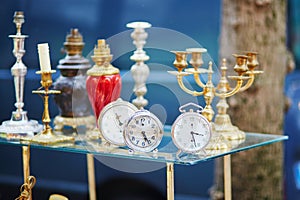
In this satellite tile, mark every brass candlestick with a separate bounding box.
[30,43,75,144]
[168,48,262,148]
[31,71,74,144]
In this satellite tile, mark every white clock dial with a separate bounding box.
[124,110,164,152]
[98,99,138,146]
[172,112,211,153]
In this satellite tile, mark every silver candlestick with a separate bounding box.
[0,11,42,138]
[127,21,151,109]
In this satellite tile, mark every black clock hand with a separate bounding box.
[115,113,123,126]
[190,131,197,147]
[141,131,152,144]
[141,131,148,141]
[191,131,204,136]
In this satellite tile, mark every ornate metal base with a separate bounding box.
[85,127,101,140]
[213,114,245,140]
[0,111,43,138]
[54,115,95,131]
[30,129,74,145]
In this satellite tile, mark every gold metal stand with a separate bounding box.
[31,71,74,145]
[224,155,232,200]
[87,154,96,200]
[166,162,174,200]
[22,146,30,184]
[16,146,36,200]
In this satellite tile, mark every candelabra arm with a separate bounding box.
[239,73,254,92]
[193,73,206,88]
[216,79,243,98]
[177,75,203,96]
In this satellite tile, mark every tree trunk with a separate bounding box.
[214,0,287,199]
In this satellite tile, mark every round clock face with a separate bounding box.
[172,112,211,153]
[98,99,138,146]
[123,110,164,152]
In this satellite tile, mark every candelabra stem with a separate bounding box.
[216,79,243,98]
[43,95,51,123]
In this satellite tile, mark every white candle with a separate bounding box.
[37,43,51,72]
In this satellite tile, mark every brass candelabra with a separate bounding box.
[168,48,262,149]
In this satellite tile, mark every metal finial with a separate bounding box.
[13,11,25,35]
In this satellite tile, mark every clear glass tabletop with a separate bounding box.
[0,130,288,165]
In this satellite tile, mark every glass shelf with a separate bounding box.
[0,131,288,165]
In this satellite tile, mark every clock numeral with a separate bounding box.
[129,130,133,135]
[151,136,156,140]
[151,124,155,129]
[147,139,152,144]
[136,140,140,145]
[130,125,136,129]
[131,136,135,141]
[142,142,145,147]
[140,118,146,126]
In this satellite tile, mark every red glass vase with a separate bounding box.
[86,39,122,121]
[86,74,121,120]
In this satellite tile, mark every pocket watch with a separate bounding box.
[171,103,212,154]
[98,98,138,146]
[123,109,164,152]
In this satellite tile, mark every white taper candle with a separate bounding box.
[37,43,51,72]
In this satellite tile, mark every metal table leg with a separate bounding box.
[167,162,174,200]
[87,154,96,200]
[224,155,232,200]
